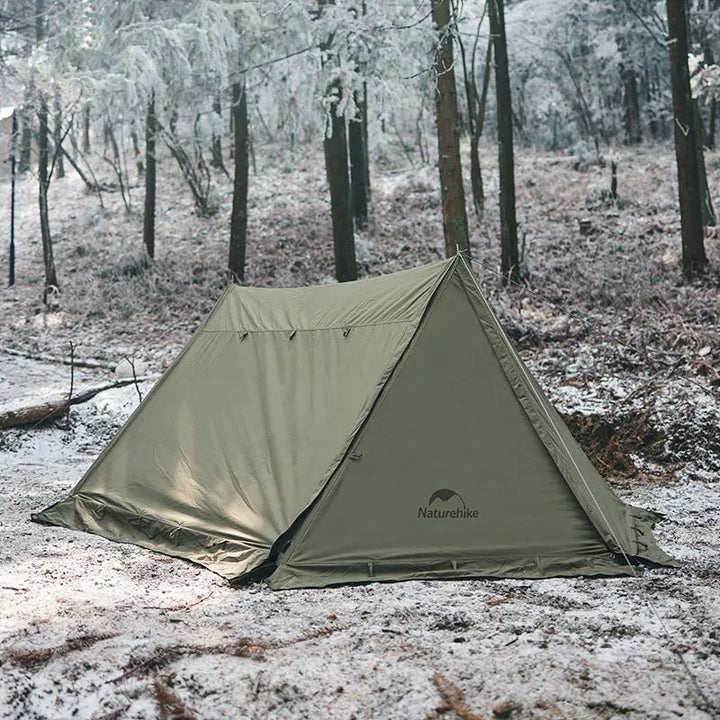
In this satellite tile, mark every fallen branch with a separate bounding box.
[0,377,150,430]
[3,346,116,371]
[111,624,352,683]
[3,633,117,667]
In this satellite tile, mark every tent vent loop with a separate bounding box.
[343,327,352,337]
[288,330,297,340]
[367,561,374,576]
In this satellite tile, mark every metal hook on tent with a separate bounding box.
[239,331,249,341]
[288,330,297,340]
[343,327,352,338]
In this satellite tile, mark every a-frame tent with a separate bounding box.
[34,256,674,588]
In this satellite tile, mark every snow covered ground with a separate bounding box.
[0,355,718,720]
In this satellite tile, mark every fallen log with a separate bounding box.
[0,377,150,430]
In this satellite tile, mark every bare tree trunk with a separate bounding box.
[53,86,65,178]
[431,0,470,258]
[621,62,642,144]
[319,0,357,282]
[211,92,229,177]
[9,109,18,286]
[143,92,156,260]
[130,121,144,175]
[349,91,369,230]
[693,102,717,227]
[362,81,371,202]
[667,0,707,280]
[82,104,91,154]
[38,95,58,300]
[229,79,249,282]
[470,36,493,218]
[489,0,519,284]
[708,99,717,150]
[19,93,33,173]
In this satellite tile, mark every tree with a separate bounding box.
[667,0,707,279]
[319,0,357,282]
[348,0,369,230]
[143,91,156,260]
[488,0,519,284]
[431,0,469,258]
[228,78,249,282]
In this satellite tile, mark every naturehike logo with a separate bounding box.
[418,488,479,519]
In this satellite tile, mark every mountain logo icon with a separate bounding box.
[418,488,478,520]
[428,488,467,509]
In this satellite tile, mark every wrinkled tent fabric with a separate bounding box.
[34,256,676,588]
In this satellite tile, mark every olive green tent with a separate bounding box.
[34,256,674,588]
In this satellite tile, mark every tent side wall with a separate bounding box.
[454,257,676,567]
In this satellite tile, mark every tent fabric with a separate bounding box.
[34,256,675,588]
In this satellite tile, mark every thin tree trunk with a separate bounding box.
[211,92,228,177]
[229,80,249,282]
[621,63,641,144]
[131,121,144,175]
[489,0,519,284]
[349,91,368,230]
[19,99,33,173]
[82,104,91,154]
[319,0,357,282]
[9,109,18,286]
[53,87,65,178]
[471,36,493,218]
[143,92,156,260]
[431,0,470,258]
[693,102,717,227]
[667,0,707,279]
[362,81,371,202]
[38,95,58,300]
[708,99,717,150]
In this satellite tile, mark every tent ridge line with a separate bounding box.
[201,319,419,334]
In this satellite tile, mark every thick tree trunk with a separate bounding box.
[431,0,470,258]
[319,0,357,282]
[489,0,519,284]
[143,92,156,260]
[667,0,707,280]
[229,80,249,282]
[349,91,368,230]
[38,95,58,300]
[324,95,357,281]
